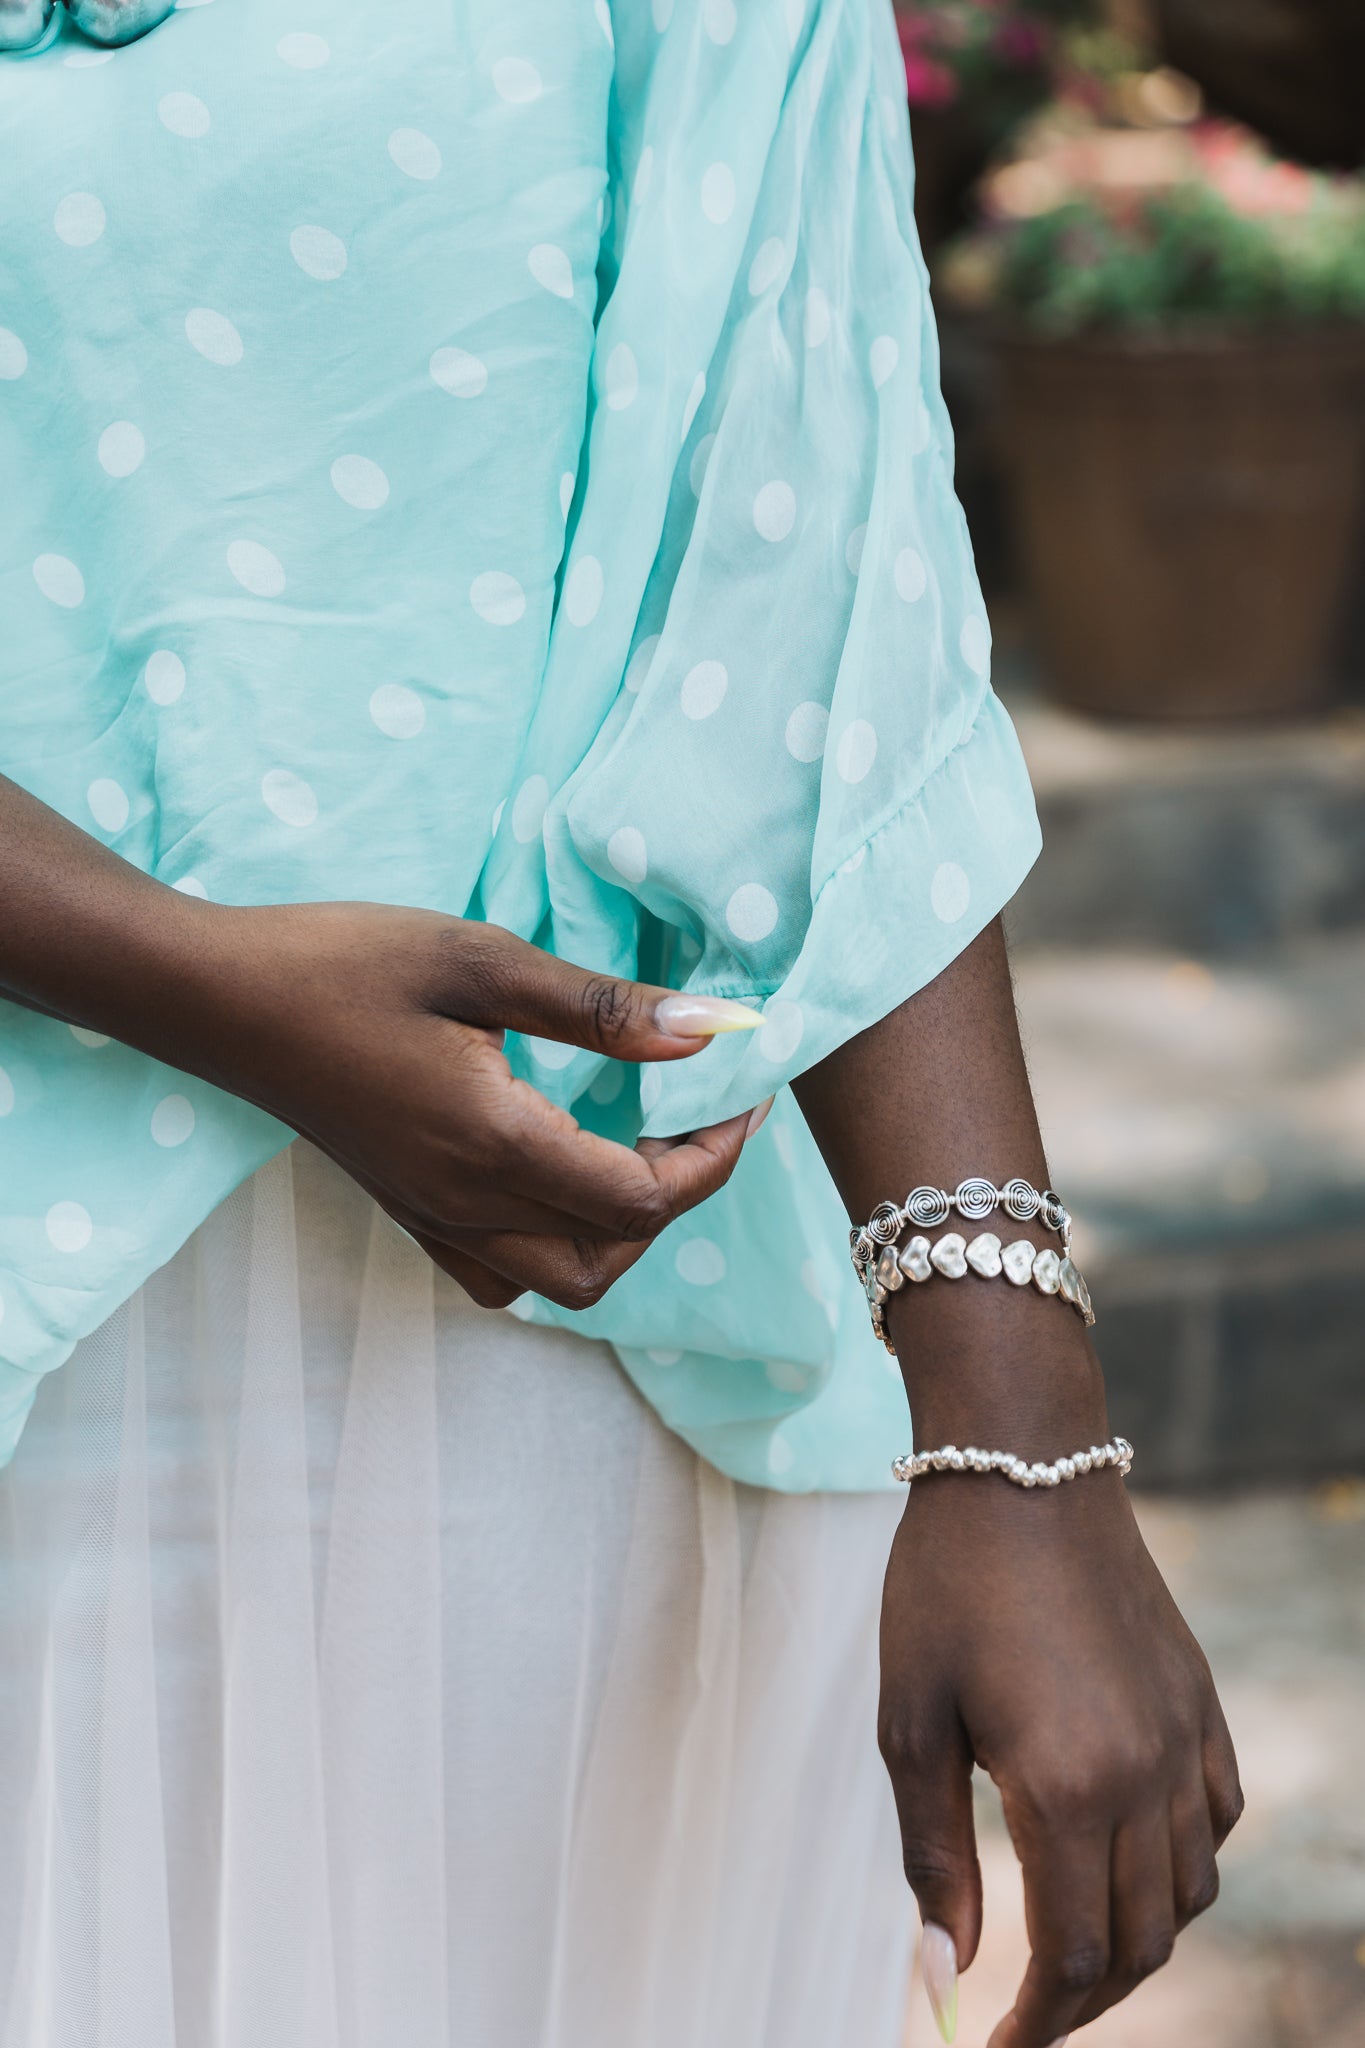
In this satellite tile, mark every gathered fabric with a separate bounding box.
[0,0,1039,1484]
[0,1143,911,2048]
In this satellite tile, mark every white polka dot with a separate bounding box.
[512,774,549,842]
[703,0,735,41]
[624,634,659,693]
[564,555,604,627]
[651,0,673,26]
[69,1025,110,1048]
[388,127,441,179]
[528,242,573,298]
[675,1236,726,1286]
[772,1123,796,1172]
[54,193,105,247]
[261,768,318,828]
[758,997,804,1062]
[185,307,243,365]
[845,523,867,576]
[227,539,285,597]
[804,287,831,347]
[753,480,796,542]
[559,471,575,519]
[87,778,130,833]
[0,1066,13,1116]
[277,31,329,68]
[835,719,878,784]
[784,0,805,43]
[960,615,992,677]
[688,432,716,497]
[173,876,208,898]
[747,237,787,295]
[290,224,347,279]
[840,844,867,874]
[97,421,144,478]
[784,700,827,762]
[588,1061,624,1104]
[330,453,390,510]
[726,883,778,943]
[680,659,727,720]
[870,335,899,388]
[46,1201,93,1255]
[680,371,706,442]
[910,397,933,454]
[0,328,28,380]
[767,1433,796,1477]
[632,145,654,204]
[607,826,647,885]
[63,47,114,67]
[594,0,614,45]
[528,1036,576,1070]
[144,650,185,704]
[894,547,927,603]
[492,55,542,102]
[470,571,526,625]
[604,342,638,412]
[150,1093,195,1147]
[799,1259,825,1305]
[369,682,425,738]
[33,554,84,608]
[646,1346,682,1367]
[491,800,506,835]
[766,1355,807,1394]
[639,1063,662,1113]
[931,861,971,923]
[700,162,736,225]
[428,346,488,404]
[157,90,210,137]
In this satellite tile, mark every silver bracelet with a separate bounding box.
[893,1435,1133,1488]
[850,1178,1072,1276]
[869,1230,1094,1325]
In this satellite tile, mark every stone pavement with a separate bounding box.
[900,1484,1365,2047]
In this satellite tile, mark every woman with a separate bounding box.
[0,4,1240,2045]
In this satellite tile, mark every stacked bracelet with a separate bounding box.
[893,1435,1133,1489]
[850,1178,1093,1353]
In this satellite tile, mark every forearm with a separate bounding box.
[794,918,1109,1452]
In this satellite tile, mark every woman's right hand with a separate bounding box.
[168,899,767,1311]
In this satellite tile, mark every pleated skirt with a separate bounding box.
[0,1143,910,2048]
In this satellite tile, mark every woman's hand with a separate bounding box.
[880,1465,1243,2047]
[0,774,767,1312]
[181,900,768,1311]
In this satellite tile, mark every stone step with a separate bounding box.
[1013,938,1365,1485]
[1000,680,1365,958]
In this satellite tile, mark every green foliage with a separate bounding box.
[993,185,1365,332]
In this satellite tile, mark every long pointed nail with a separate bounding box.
[921,1923,958,2043]
[654,995,763,1037]
[745,1095,775,1139]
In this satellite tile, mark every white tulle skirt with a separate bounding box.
[0,1143,910,2048]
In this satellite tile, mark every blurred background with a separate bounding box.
[892,1,1365,2042]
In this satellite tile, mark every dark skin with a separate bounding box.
[0,772,1240,2044]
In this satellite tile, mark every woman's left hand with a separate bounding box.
[878,1455,1242,2047]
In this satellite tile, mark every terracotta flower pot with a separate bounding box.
[994,325,1365,720]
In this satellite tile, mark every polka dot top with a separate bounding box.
[0,0,1041,1490]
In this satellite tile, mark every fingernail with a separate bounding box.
[921,1923,958,2044]
[653,995,764,1038]
[745,1095,775,1139]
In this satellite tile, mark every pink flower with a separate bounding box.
[994,21,1046,66]
[903,51,959,109]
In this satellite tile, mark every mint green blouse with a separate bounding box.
[0,0,1040,1489]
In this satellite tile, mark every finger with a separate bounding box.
[1170,1772,1221,1929]
[445,923,763,1064]
[1090,1809,1176,2018]
[1202,1699,1244,1848]
[409,1231,529,1312]
[879,1699,983,2000]
[986,1822,1112,2048]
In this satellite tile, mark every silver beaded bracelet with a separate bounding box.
[893,1435,1134,1489]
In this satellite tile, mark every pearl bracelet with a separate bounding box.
[893,1435,1134,1488]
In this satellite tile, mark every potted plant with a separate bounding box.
[945,118,1365,718]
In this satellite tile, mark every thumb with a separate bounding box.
[884,1714,983,2039]
[455,925,763,1063]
